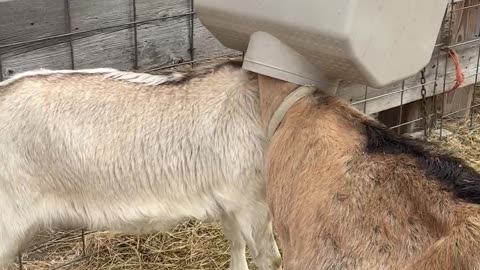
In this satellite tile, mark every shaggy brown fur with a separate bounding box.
[261,77,480,270]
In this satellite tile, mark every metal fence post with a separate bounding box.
[18,253,23,270]
[188,0,195,66]
[0,55,3,81]
[132,0,139,70]
[64,0,75,69]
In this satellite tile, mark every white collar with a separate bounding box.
[267,85,316,140]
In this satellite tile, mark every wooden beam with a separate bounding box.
[0,0,68,45]
[449,0,480,45]
[377,98,435,134]
[439,84,475,118]
[378,85,475,134]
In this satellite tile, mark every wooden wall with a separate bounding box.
[0,0,236,79]
[1,0,479,128]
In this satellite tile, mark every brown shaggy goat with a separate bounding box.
[259,75,480,270]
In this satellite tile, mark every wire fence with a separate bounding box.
[0,0,241,81]
[1,0,480,269]
[353,0,480,138]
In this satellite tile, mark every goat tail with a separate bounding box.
[402,216,480,270]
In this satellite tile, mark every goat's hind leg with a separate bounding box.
[402,219,480,270]
[0,227,19,268]
[0,216,37,267]
[232,203,282,270]
[0,193,39,268]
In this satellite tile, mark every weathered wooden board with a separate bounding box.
[193,17,238,60]
[441,84,475,117]
[0,0,232,78]
[72,29,135,70]
[69,0,131,32]
[0,0,68,45]
[377,98,435,134]
[136,16,191,69]
[1,42,73,75]
[449,0,480,45]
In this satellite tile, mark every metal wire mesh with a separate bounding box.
[0,0,479,269]
[351,0,480,138]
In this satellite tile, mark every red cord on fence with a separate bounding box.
[445,48,465,96]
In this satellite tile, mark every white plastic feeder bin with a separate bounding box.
[196,0,448,88]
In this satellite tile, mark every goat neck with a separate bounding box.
[257,74,300,129]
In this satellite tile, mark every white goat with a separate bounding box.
[0,62,281,270]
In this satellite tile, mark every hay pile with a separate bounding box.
[9,221,247,270]
[5,60,480,270]
[431,114,480,172]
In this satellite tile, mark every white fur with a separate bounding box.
[104,70,185,85]
[0,66,281,270]
[0,68,116,87]
[0,68,185,88]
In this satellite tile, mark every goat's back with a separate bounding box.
[267,92,480,269]
[0,65,265,232]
